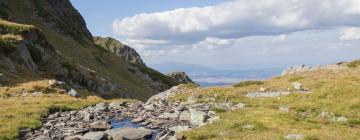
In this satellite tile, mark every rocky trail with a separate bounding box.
[23,86,243,140]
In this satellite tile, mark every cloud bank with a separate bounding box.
[112,0,360,69]
[113,0,360,43]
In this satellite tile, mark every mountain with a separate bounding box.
[93,36,145,65]
[151,62,284,86]
[0,0,178,100]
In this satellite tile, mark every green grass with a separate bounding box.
[0,79,134,140]
[234,80,264,87]
[133,63,179,87]
[172,67,360,140]
[347,60,360,68]
[288,76,305,82]
[0,19,34,34]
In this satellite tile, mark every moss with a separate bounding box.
[0,39,17,53]
[234,80,264,87]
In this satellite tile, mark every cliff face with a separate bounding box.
[0,0,178,100]
[166,71,195,84]
[94,37,145,65]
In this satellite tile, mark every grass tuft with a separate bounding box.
[234,80,264,87]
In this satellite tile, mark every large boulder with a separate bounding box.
[105,127,152,140]
[81,131,106,140]
[166,71,195,84]
[190,110,208,126]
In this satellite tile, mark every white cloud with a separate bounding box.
[113,0,360,43]
[340,27,360,40]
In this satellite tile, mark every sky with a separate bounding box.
[71,0,360,70]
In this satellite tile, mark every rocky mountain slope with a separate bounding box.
[94,36,145,65]
[166,71,195,84]
[0,0,178,100]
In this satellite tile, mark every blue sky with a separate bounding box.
[71,0,360,70]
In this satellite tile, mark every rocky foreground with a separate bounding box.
[23,86,243,140]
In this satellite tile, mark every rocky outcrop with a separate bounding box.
[281,64,346,76]
[25,86,243,140]
[94,36,145,65]
[0,20,56,72]
[166,71,195,84]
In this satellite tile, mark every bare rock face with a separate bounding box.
[94,36,145,65]
[166,71,195,84]
[281,64,346,76]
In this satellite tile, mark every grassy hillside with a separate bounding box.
[0,0,178,100]
[171,62,360,140]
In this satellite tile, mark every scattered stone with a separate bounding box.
[292,82,303,90]
[68,89,78,97]
[236,103,246,109]
[207,116,220,123]
[285,134,304,140]
[179,111,191,121]
[32,92,43,97]
[82,131,106,140]
[278,105,290,113]
[246,91,291,98]
[106,127,152,140]
[320,112,331,118]
[336,116,348,122]
[190,110,208,126]
[242,125,255,130]
[169,126,190,133]
[259,87,267,92]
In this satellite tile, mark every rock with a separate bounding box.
[90,121,111,131]
[144,104,155,111]
[32,92,43,97]
[236,103,246,109]
[109,102,125,110]
[190,110,208,126]
[82,131,106,140]
[105,127,152,140]
[131,118,145,123]
[145,86,180,105]
[166,71,195,84]
[158,113,178,119]
[278,105,290,113]
[35,135,52,140]
[246,91,291,98]
[242,125,255,130]
[336,116,348,122]
[68,89,78,97]
[259,87,267,92]
[169,126,190,133]
[292,82,303,90]
[180,111,191,121]
[94,37,145,65]
[207,116,220,123]
[285,134,304,140]
[320,112,331,118]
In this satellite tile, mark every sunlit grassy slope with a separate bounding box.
[171,62,360,140]
[0,80,133,140]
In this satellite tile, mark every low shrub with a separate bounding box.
[234,80,264,87]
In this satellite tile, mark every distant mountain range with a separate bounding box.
[150,62,285,86]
